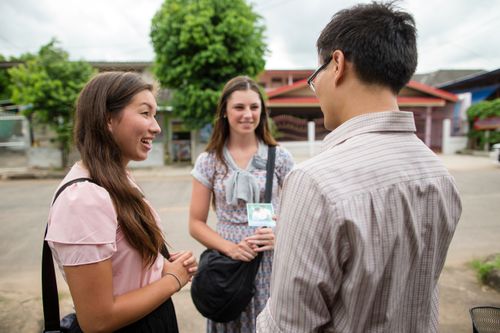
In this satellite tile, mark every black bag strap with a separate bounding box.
[264,146,276,204]
[42,177,94,333]
[160,244,171,260]
[252,146,277,265]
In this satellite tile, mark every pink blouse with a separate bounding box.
[45,163,164,296]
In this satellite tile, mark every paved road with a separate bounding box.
[0,154,499,332]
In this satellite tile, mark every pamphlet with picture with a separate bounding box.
[246,203,275,227]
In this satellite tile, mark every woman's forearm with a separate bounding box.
[189,179,236,256]
[189,219,234,255]
[104,274,179,330]
[66,261,180,333]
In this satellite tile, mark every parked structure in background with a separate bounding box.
[0,100,31,168]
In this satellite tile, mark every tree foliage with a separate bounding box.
[8,40,95,165]
[150,0,266,129]
[1,53,39,101]
[467,98,500,120]
[0,54,7,100]
[466,99,500,149]
[0,54,12,100]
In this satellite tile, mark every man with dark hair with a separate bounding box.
[257,2,461,332]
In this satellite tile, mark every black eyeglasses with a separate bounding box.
[307,55,332,93]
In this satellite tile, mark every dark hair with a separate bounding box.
[206,75,276,169]
[74,71,164,267]
[316,1,417,93]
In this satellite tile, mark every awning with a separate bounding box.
[267,96,447,107]
[473,117,500,130]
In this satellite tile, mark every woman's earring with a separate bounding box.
[223,114,227,118]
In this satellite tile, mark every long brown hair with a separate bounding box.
[206,76,277,168]
[74,71,164,267]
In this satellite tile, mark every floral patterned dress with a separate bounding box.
[191,142,294,333]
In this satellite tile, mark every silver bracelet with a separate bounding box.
[165,272,182,292]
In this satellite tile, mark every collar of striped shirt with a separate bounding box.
[322,110,416,152]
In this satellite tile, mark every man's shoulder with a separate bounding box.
[289,135,454,202]
[289,150,341,187]
[293,143,357,174]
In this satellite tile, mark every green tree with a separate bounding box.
[8,40,95,166]
[150,0,266,129]
[1,53,38,101]
[0,54,12,100]
[466,99,500,149]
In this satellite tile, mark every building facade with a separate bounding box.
[263,73,458,151]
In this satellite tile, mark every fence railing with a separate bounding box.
[272,115,330,141]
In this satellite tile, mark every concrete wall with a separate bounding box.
[442,119,467,155]
[190,130,207,165]
[28,147,62,168]
[128,143,165,168]
[26,143,165,169]
[490,144,500,165]
[279,140,322,162]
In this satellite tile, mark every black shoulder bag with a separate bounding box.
[42,178,179,333]
[190,146,276,323]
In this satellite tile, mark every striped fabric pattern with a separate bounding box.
[257,111,462,333]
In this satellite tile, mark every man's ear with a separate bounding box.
[332,50,346,86]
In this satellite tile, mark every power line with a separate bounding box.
[0,34,22,50]
[422,12,500,62]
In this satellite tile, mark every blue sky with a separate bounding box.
[1,0,499,74]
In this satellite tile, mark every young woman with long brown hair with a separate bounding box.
[45,71,197,332]
[189,76,294,332]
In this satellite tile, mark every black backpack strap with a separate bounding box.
[264,146,276,204]
[42,177,94,332]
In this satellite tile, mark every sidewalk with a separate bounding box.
[1,153,497,181]
[0,163,193,180]
[439,153,499,171]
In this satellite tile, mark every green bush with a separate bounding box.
[467,129,500,149]
[466,98,500,149]
[471,254,500,284]
[467,99,500,120]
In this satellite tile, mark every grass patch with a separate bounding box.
[471,254,500,284]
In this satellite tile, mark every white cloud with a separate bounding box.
[264,36,297,69]
[1,0,499,73]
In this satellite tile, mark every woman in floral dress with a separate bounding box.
[189,76,294,333]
